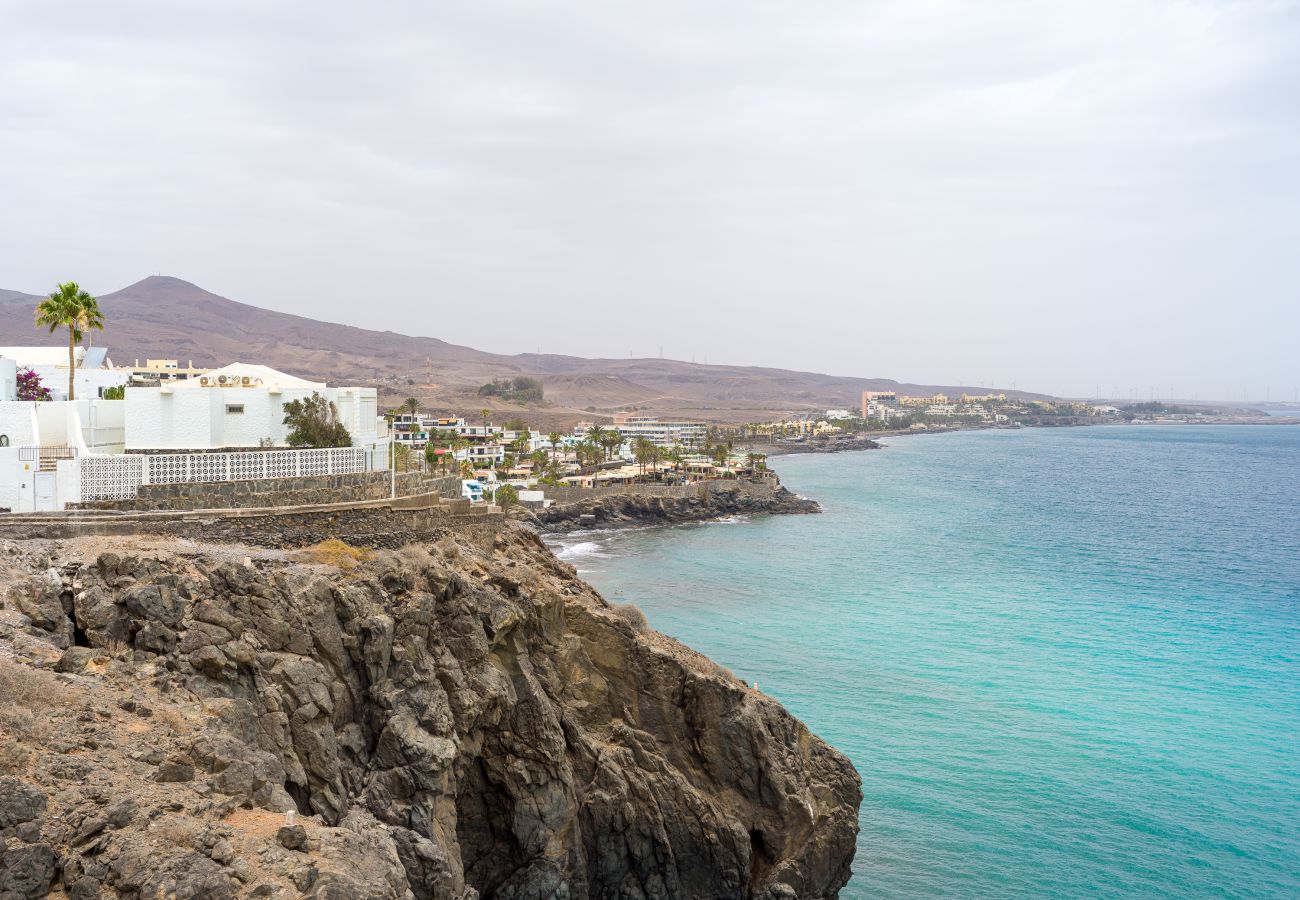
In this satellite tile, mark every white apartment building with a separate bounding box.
[124,363,381,452]
[604,415,707,449]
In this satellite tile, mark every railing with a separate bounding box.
[141,447,366,485]
[79,446,370,502]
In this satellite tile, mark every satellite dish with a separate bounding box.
[218,375,229,384]
[200,377,209,386]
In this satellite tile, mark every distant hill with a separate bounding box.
[0,276,1042,423]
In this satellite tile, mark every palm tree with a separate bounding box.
[404,397,419,419]
[578,441,601,468]
[480,407,491,435]
[548,431,562,462]
[602,429,623,461]
[633,437,654,479]
[585,425,605,457]
[35,282,103,401]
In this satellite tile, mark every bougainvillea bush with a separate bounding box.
[15,368,52,401]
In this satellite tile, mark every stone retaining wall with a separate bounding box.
[0,496,505,549]
[73,471,463,512]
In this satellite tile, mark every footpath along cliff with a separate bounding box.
[0,525,861,899]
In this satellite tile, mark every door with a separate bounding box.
[34,472,57,512]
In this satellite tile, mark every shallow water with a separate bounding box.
[547,425,1300,898]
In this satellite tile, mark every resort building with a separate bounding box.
[124,363,380,452]
[898,393,948,407]
[606,414,707,449]
[860,391,898,418]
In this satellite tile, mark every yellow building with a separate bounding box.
[898,393,947,407]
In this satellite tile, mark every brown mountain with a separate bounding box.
[0,276,1038,424]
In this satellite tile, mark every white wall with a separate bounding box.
[82,401,125,453]
[0,402,39,448]
[30,365,129,402]
[0,360,16,401]
[34,403,71,447]
[0,448,34,512]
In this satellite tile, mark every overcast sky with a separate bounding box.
[3,1,1298,400]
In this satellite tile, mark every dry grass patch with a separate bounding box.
[395,544,433,569]
[156,705,190,735]
[150,815,204,851]
[609,602,650,633]
[294,539,373,571]
[0,657,80,762]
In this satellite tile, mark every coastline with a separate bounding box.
[755,415,1300,458]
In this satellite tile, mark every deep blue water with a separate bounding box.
[547,425,1300,898]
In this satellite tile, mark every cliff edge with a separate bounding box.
[0,528,860,899]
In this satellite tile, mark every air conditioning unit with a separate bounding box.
[241,376,251,386]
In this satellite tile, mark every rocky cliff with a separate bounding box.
[0,527,860,899]
[530,483,821,533]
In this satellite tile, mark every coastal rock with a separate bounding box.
[534,480,821,532]
[0,527,861,898]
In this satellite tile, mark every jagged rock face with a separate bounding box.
[0,530,860,899]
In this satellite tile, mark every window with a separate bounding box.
[226,404,245,415]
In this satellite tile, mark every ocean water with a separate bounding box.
[547,425,1300,898]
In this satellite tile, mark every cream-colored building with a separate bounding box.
[126,358,210,385]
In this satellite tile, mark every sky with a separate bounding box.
[2,0,1298,401]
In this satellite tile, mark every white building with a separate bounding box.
[1,361,388,513]
[460,443,506,467]
[124,363,381,452]
[0,346,130,401]
[0,356,127,511]
[578,415,706,450]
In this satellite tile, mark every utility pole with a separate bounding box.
[390,430,396,500]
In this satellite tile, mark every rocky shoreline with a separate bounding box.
[0,527,861,899]
[527,481,821,533]
[758,434,884,455]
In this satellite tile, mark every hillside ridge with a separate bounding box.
[0,276,1039,422]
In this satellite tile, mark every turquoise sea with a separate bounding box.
[547,425,1300,898]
